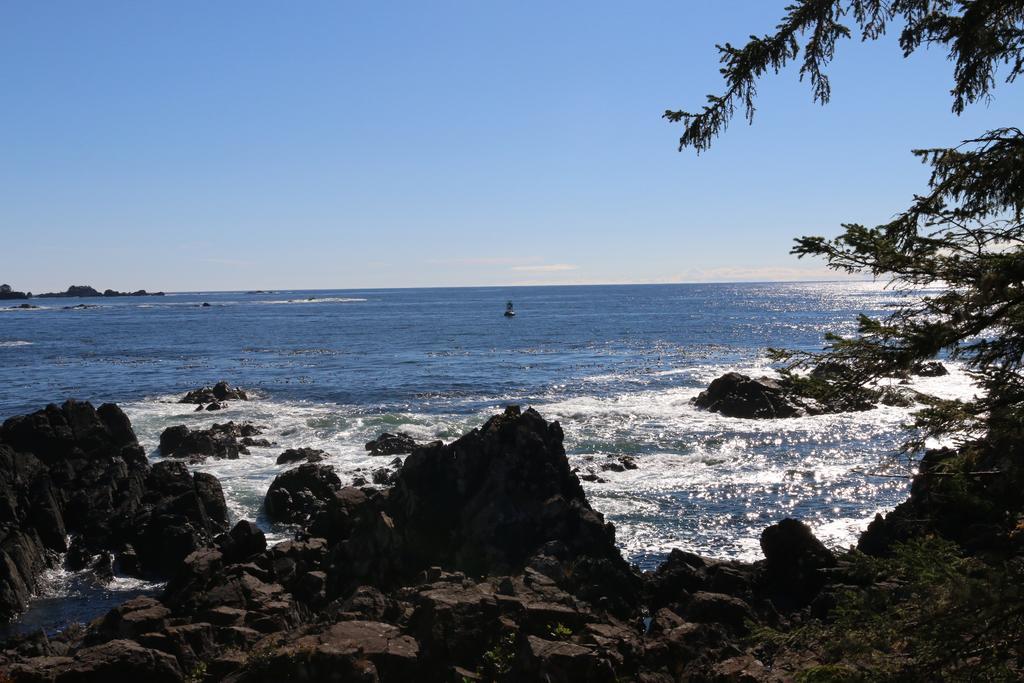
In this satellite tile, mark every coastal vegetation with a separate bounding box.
[668,0,1024,678]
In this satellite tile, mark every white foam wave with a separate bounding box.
[119,360,980,565]
[0,341,33,347]
[260,297,368,305]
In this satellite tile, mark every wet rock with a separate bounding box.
[365,432,422,456]
[131,461,230,572]
[158,422,264,462]
[264,464,342,524]
[693,373,807,419]
[179,381,248,404]
[337,406,632,586]
[275,447,328,465]
[913,360,949,377]
[600,456,638,473]
[0,401,150,619]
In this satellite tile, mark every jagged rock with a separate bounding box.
[685,591,753,632]
[693,373,807,419]
[0,401,229,620]
[275,447,327,465]
[760,518,835,606]
[913,360,949,377]
[600,456,638,473]
[159,422,264,462]
[132,461,230,572]
[365,432,422,456]
[318,406,634,595]
[219,520,267,562]
[264,464,342,524]
[371,467,396,485]
[520,635,616,682]
[179,381,249,404]
[37,285,165,298]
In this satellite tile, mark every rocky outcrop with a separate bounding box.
[364,432,424,456]
[760,518,836,607]
[322,407,629,589]
[2,405,899,682]
[159,422,265,462]
[0,285,29,300]
[858,442,1022,556]
[275,447,327,465]
[36,285,164,298]
[264,464,342,525]
[179,382,249,405]
[693,372,811,418]
[694,367,896,419]
[912,360,948,377]
[0,401,228,621]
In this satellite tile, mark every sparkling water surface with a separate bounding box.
[0,282,976,633]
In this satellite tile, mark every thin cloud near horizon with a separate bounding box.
[509,264,579,273]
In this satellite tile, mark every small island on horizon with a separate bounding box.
[1,284,164,299]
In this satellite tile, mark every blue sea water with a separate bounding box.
[0,282,974,633]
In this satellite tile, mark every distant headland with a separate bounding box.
[1,284,165,299]
[0,284,29,300]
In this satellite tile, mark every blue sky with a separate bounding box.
[2,2,1021,292]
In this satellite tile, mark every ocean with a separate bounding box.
[0,281,974,633]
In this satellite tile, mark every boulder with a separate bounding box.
[913,360,949,377]
[180,381,249,404]
[275,447,328,465]
[158,422,264,462]
[692,373,807,419]
[331,406,632,588]
[264,464,342,524]
[365,432,421,456]
[759,518,835,606]
[220,520,267,561]
[0,401,230,619]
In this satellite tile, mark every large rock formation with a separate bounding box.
[159,422,267,462]
[364,432,428,456]
[179,382,249,405]
[0,285,29,300]
[1,404,896,682]
[36,285,164,298]
[0,401,228,621]
[693,372,811,418]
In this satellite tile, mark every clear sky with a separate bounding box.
[1,2,1021,293]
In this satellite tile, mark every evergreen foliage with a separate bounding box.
[669,1,1024,448]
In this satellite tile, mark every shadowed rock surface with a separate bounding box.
[3,403,1002,681]
[364,432,424,456]
[159,422,266,462]
[693,372,810,418]
[179,382,249,405]
[0,401,228,621]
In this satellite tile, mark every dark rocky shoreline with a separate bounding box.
[36,285,165,298]
[0,398,1019,681]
